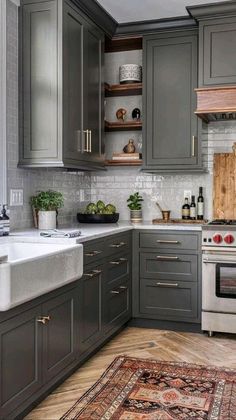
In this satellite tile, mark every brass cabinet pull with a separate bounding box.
[156,282,179,287]
[110,242,126,248]
[156,240,180,244]
[84,269,102,278]
[156,256,179,260]
[110,258,128,265]
[85,250,102,257]
[83,129,89,152]
[37,316,51,325]
[88,130,92,153]
[192,135,196,157]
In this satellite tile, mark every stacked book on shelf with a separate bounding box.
[112,153,141,160]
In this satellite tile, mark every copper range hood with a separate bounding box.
[195,86,236,123]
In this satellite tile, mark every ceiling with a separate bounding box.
[97,0,226,23]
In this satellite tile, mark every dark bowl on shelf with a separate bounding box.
[77,213,120,224]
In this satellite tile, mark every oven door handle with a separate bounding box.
[203,259,236,264]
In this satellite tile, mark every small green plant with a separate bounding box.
[30,190,64,211]
[127,192,143,210]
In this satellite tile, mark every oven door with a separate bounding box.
[202,254,236,313]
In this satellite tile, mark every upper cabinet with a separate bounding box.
[143,30,202,172]
[188,2,236,87]
[19,0,105,170]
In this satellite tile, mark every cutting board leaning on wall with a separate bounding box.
[213,143,236,220]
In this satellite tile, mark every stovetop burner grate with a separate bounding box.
[208,219,236,226]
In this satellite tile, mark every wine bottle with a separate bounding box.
[197,187,204,220]
[182,198,190,220]
[190,196,196,220]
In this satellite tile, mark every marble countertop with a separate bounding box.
[3,220,203,245]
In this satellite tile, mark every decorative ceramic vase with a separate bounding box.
[119,64,142,84]
[38,210,56,230]
[130,209,142,223]
[132,108,141,120]
[123,139,136,153]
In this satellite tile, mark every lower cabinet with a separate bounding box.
[0,231,132,418]
[78,232,132,356]
[0,306,42,417]
[0,286,77,418]
[42,289,76,382]
[133,230,201,324]
[78,264,103,354]
[140,279,198,320]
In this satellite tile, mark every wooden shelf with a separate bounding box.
[105,36,142,53]
[105,82,142,97]
[105,120,142,132]
[105,159,143,166]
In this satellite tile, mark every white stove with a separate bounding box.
[202,220,236,336]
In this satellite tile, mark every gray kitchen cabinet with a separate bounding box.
[0,285,77,419]
[78,231,132,354]
[132,230,201,324]
[0,306,42,417]
[140,279,198,320]
[20,0,105,170]
[199,19,236,86]
[78,263,103,354]
[188,3,236,86]
[143,30,202,172]
[42,289,76,383]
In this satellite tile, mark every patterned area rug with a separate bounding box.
[60,356,236,419]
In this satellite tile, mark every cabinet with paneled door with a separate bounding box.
[20,0,105,170]
[0,285,77,419]
[143,29,203,172]
[188,2,236,87]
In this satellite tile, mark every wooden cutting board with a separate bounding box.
[213,143,236,219]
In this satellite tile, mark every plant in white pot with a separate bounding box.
[127,192,143,223]
[30,190,64,230]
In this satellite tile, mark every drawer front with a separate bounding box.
[140,279,198,320]
[83,240,105,266]
[105,253,131,288]
[104,280,131,332]
[140,252,197,282]
[106,232,131,256]
[139,232,198,251]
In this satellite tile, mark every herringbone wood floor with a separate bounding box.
[25,327,236,419]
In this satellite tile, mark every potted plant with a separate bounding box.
[30,190,64,230]
[127,192,143,223]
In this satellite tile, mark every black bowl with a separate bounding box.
[77,213,120,224]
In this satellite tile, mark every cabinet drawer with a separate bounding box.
[105,254,131,288]
[106,232,131,256]
[139,232,198,251]
[104,280,131,332]
[140,252,197,282]
[83,240,105,266]
[140,279,197,320]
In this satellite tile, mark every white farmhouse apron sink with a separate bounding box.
[0,242,83,311]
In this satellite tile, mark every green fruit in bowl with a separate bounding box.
[97,200,105,212]
[86,203,98,214]
[105,204,116,214]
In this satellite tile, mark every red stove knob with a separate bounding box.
[213,234,223,244]
[224,234,234,244]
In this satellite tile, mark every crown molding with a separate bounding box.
[115,16,197,37]
[71,0,117,37]
[187,1,236,21]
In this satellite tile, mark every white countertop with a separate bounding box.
[2,220,203,245]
